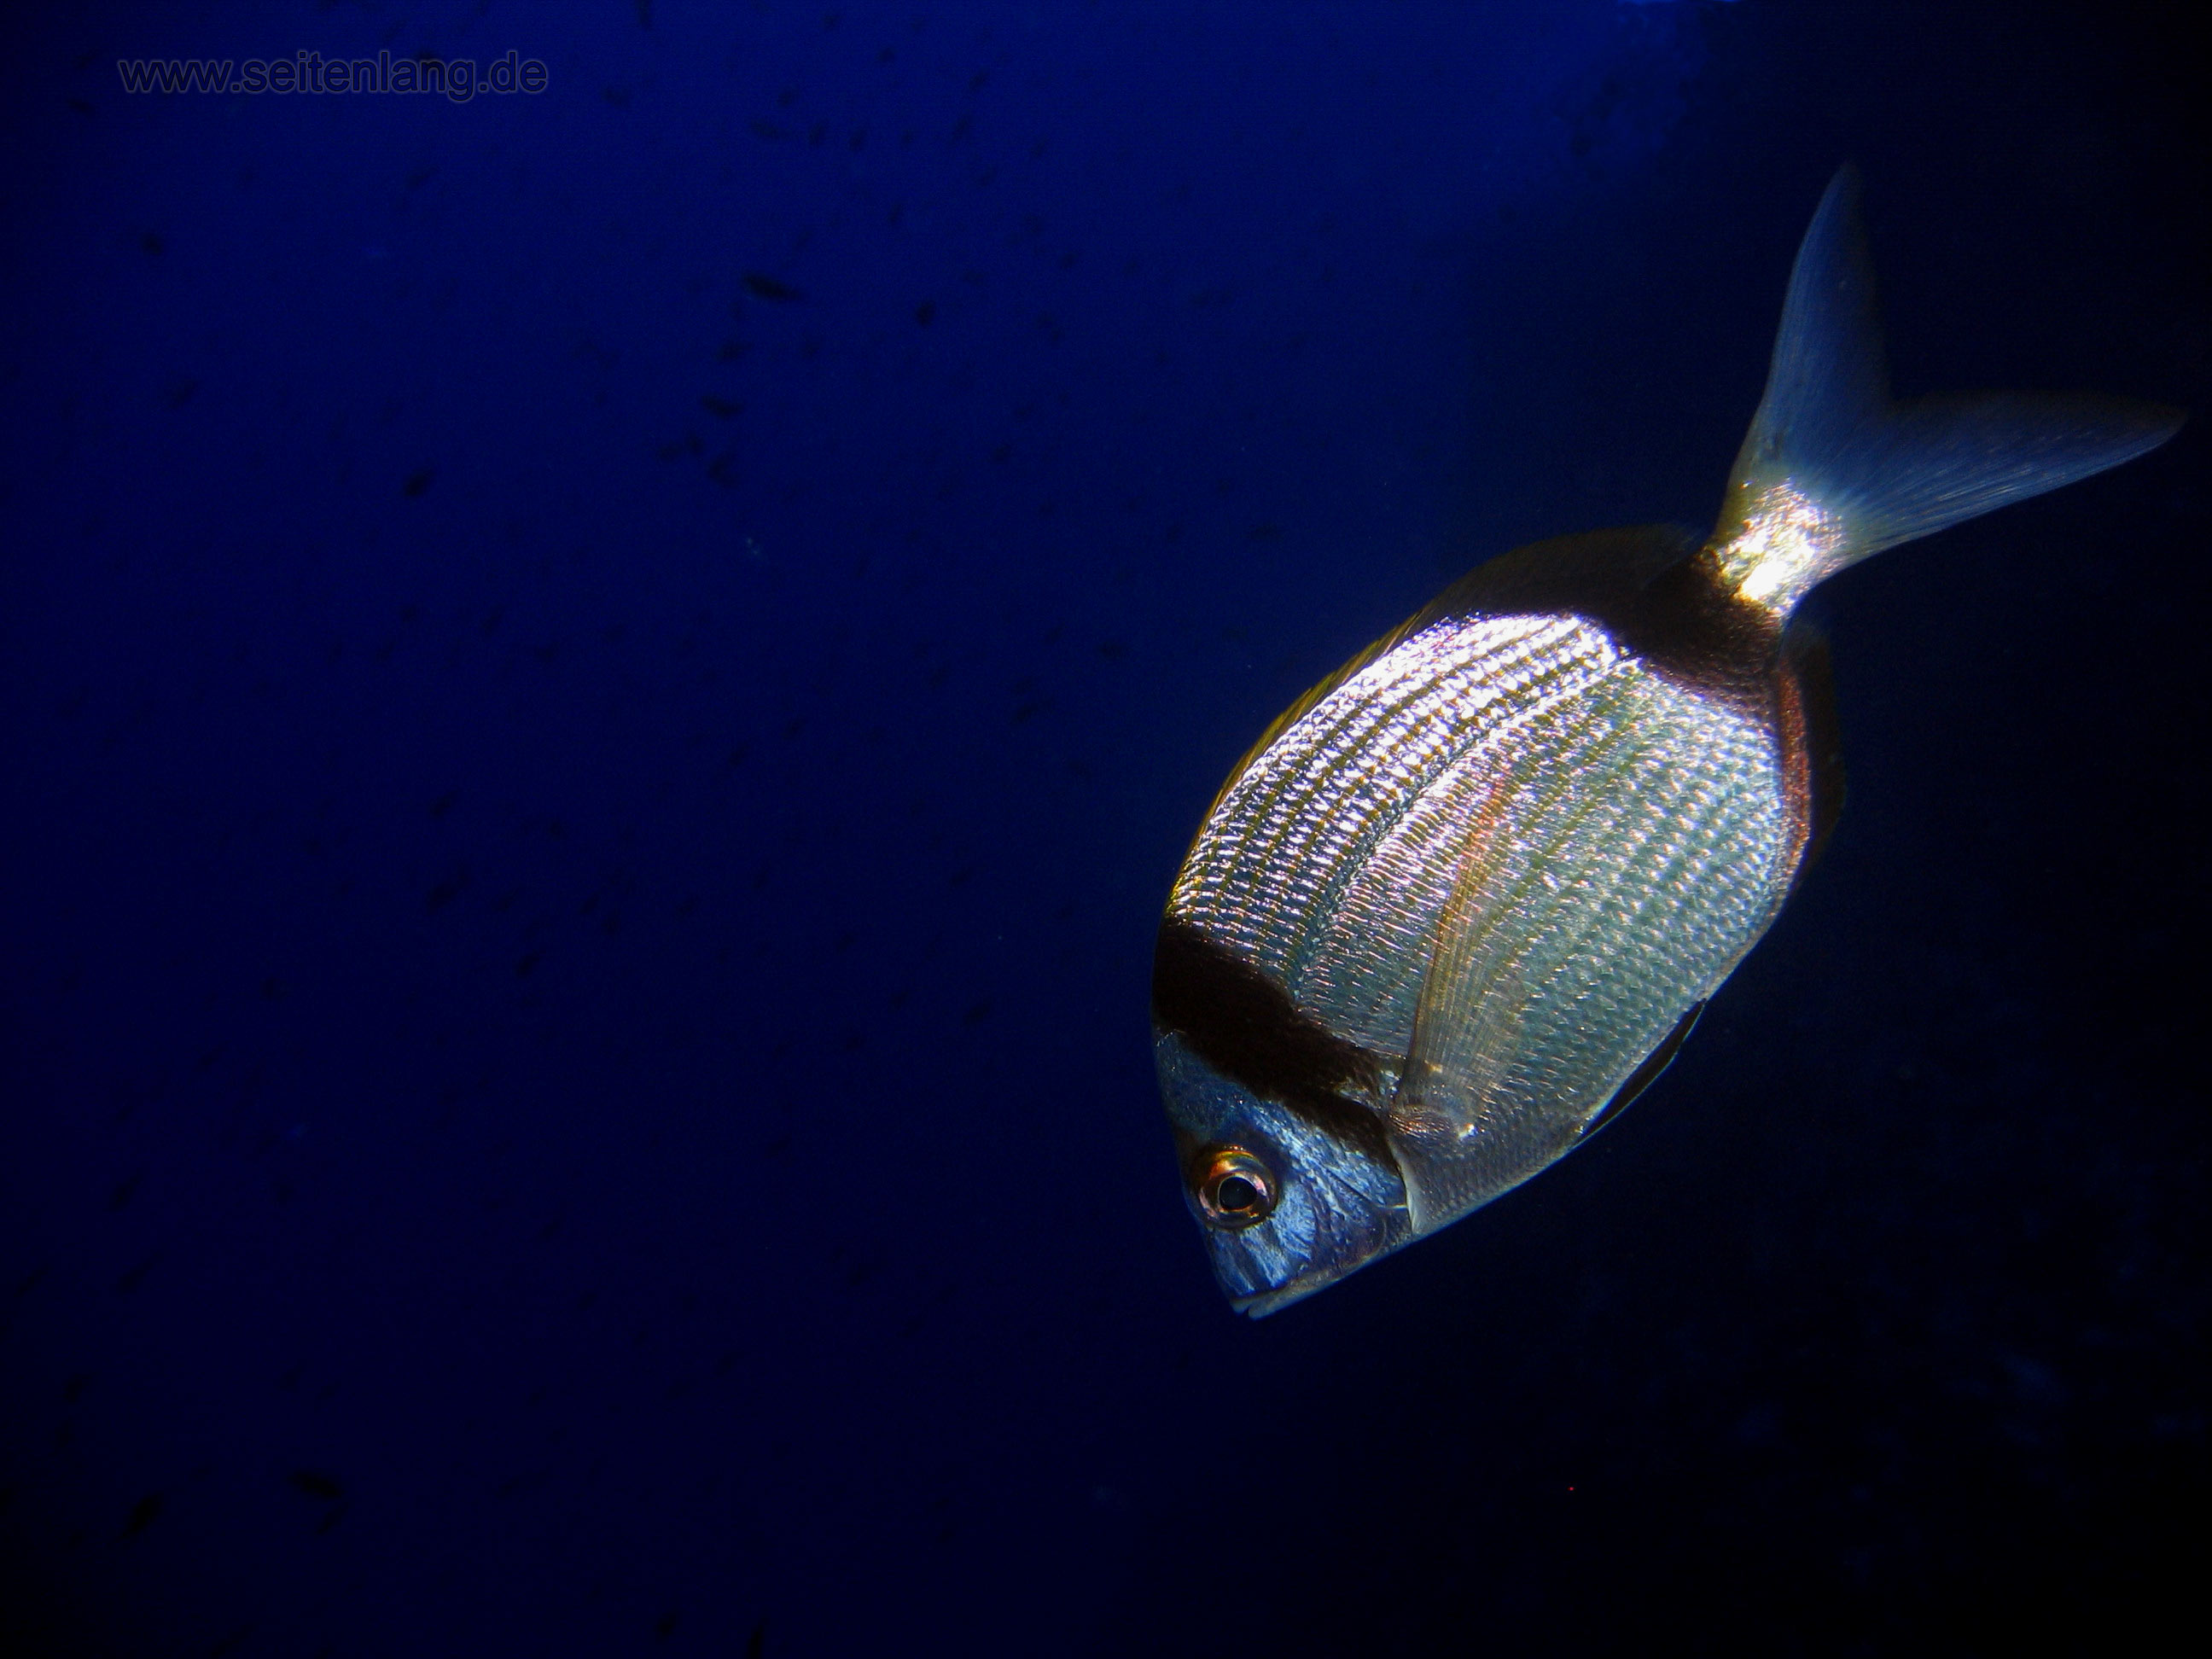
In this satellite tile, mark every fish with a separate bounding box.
[1152,168,2180,1317]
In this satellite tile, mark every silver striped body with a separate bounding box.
[1168,608,1795,1231]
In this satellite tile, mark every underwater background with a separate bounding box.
[3,2,2203,1653]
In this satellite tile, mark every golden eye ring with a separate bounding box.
[1195,1147,1278,1229]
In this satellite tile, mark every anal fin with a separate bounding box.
[1580,999,1706,1144]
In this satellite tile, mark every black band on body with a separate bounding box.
[1152,916,1391,1160]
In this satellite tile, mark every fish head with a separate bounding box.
[1155,1028,1412,1316]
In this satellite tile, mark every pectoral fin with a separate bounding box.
[1390,812,1524,1144]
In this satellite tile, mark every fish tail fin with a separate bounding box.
[1710,165,2182,615]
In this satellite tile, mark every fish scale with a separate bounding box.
[1300,636,1651,1051]
[1332,636,1778,1083]
[1176,614,1612,980]
[1377,673,1784,1231]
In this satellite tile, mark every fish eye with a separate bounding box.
[1195,1147,1277,1229]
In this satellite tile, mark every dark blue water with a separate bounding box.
[3,3,2202,1654]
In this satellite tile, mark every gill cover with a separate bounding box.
[1155,1030,1412,1317]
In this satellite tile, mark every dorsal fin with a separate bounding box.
[1783,623,1846,878]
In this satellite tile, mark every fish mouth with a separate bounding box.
[1214,1195,1416,1318]
[1230,1266,1361,1319]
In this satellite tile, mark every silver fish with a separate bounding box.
[1154,169,2180,1317]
